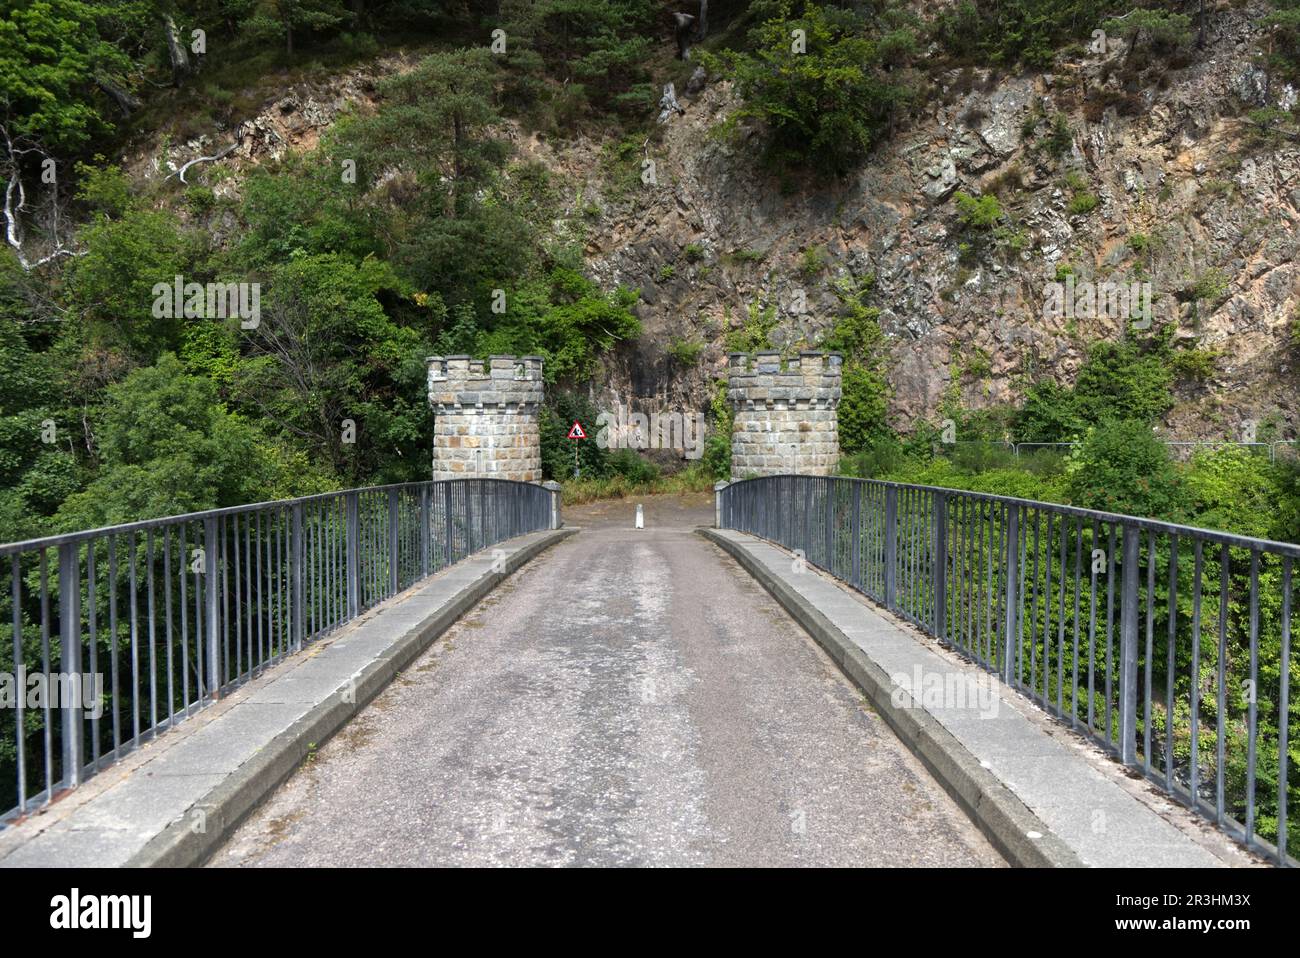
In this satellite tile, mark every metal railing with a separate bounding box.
[720,475,1298,865]
[1,479,553,822]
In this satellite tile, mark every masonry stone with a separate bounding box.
[427,355,544,481]
[728,351,841,477]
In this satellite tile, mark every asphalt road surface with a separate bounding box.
[210,496,1003,867]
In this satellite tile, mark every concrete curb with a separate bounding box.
[699,527,1083,869]
[125,527,578,868]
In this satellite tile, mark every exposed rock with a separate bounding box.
[922,157,960,201]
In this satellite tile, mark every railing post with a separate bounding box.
[884,485,898,609]
[850,482,861,589]
[1003,504,1020,684]
[542,480,562,530]
[713,480,730,529]
[419,485,430,578]
[58,541,83,787]
[444,481,455,564]
[824,479,835,574]
[345,492,360,619]
[1119,524,1141,765]
[204,515,223,693]
[387,488,399,594]
[934,491,947,642]
[802,479,813,558]
[465,480,476,555]
[290,505,303,652]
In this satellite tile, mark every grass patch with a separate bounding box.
[559,464,719,505]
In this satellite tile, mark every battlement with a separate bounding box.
[426,354,544,409]
[727,350,842,410]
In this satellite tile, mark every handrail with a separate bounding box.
[724,474,1300,559]
[2,478,555,821]
[0,479,532,557]
[720,474,1297,866]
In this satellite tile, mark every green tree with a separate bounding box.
[935,0,1121,67]
[1066,419,1187,520]
[472,267,641,385]
[0,312,80,542]
[232,252,430,483]
[244,0,349,55]
[1266,0,1300,80]
[1103,7,1193,63]
[0,0,158,150]
[703,1,918,174]
[330,48,507,214]
[500,0,656,115]
[1071,337,1175,426]
[53,353,321,528]
[63,208,200,360]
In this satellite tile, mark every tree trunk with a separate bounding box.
[164,15,193,85]
[97,77,141,116]
[448,113,463,220]
[697,0,708,41]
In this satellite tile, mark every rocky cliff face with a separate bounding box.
[131,8,1300,445]
[563,4,1300,444]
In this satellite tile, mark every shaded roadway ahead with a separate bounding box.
[211,495,1002,867]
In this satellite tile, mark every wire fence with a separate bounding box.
[721,475,1298,866]
[0,478,553,822]
[932,441,1291,461]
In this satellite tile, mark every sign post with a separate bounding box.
[567,421,586,478]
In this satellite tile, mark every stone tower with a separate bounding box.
[427,355,544,481]
[728,351,842,477]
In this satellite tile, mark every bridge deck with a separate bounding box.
[210,498,1001,867]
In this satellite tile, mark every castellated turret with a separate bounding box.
[427,355,544,481]
[728,351,842,477]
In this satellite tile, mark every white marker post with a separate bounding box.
[635,504,644,529]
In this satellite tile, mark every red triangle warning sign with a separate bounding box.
[567,421,587,440]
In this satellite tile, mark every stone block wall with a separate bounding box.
[728,350,842,477]
[427,355,544,481]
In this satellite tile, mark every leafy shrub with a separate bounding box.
[1070,337,1175,426]
[1067,191,1099,215]
[702,379,732,480]
[1016,380,1085,442]
[1041,113,1074,158]
[1187,268,1229,304]
[1183,446,1279,540]
[954,191,1005,230]
[725,302,779,353]
[703,2,917,173]
[1168,348,1217,381]
[799,245,828,277]
[1065,419,1187,520]
[607,448,660,483]
[668,338,704,366]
